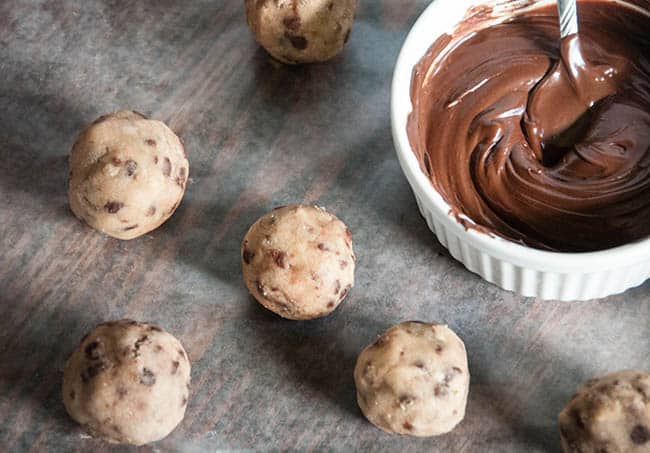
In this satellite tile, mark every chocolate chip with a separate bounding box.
[125,159,137,176]
[283,16,301,31]
[399,395,416,405]
[145,139,156,147]
[403,422,413,431]
[112,424,121,434]
[133,335,149,357]
[171,360,180,375]
[327,301,335,308]
[116,387,128,399]
[243,248,255,264]
[328,2,333,10]
[286,33,308,50]
[182,396,188,406]
[69,390,75,400]
[131,110,148,119]
[443,367,462,384]
[435,345,443,354]
[155,344,163,352]
[140,368,156,386]
[572,409,585,430]
[81,362,105,382]
[433,367,462,396]
[344,29,351,44]
[339,284,351,301]
[178,348,187,361]
[310,272,320,282]
[269,249,287,268]
[104,201,123,213]
[124,224,139,231]
[414,361,425,369]
[176,167,186,187]
[112,157,122,165]
[163,157,171,176]
[146,206,156,217]
[91,114,111,125]
[631,425,650,444]
[635,385,649,400]
[85,341,101,360]
[340,260,348,269]
[154,155,159,164]
[317,243,329,251]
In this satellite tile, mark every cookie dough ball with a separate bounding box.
[62,319,191,446]
[68,111,189,240]
[245,0,357,64]
[354,321,470,437]
[242,204,355,320]
[559,370,650,453]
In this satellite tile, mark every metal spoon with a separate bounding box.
[557,0,578,37]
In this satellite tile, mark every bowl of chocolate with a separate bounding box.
[391,0,650,300]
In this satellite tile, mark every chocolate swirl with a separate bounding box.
[408,1,650,252]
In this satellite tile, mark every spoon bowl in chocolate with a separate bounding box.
[524,1,625,171]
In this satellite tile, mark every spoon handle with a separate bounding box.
[557,0,579,37]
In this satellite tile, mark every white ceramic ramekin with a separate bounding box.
[391,0,650,300]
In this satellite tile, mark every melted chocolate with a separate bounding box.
[408,1,650,252]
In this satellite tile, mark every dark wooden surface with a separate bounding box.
[0,1,648,451]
